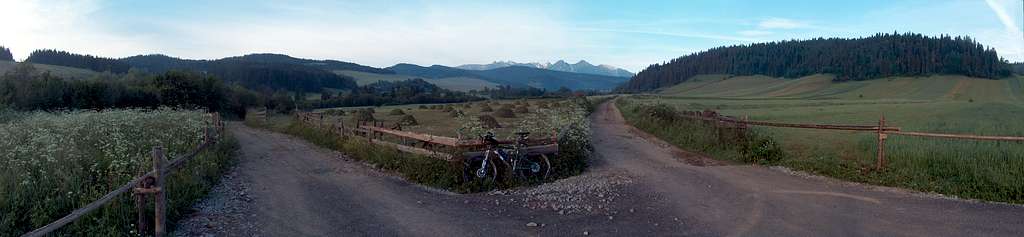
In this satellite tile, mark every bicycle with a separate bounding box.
[463,131,551,183]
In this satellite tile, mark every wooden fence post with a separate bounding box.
[152,146,167,237]
[134,171,149,235]
[877,115,887,170]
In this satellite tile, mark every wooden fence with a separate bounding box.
[294,111,560,161]
[22,113,226,237]
[675,110,1024,169]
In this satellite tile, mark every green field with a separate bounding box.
[313,99,573,138]
[623,74,1024,203]
[334,70,499,91]
[0,61,101,80]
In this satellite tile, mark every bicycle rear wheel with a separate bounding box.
[516,154,551,181]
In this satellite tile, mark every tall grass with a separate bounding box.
[0,109,238,236]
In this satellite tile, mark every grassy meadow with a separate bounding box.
[0,109,237,236]
[622,74,1024,203]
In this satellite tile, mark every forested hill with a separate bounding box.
[25,50,131,73]
[223,53,394,74]
[123,54,358,92]
[387,63,629,90]
[0,46,12,61]
[620,33,1014,92]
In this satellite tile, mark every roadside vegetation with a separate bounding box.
[617,75,1024,203]
[246,96,597,192]
[0,109,238,236]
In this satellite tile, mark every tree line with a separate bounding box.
[122,54,360,93]
[620,33,1014,92]
[0,46,12,61]
[25,49,132,73]
[0,63,261,118]
[0,62,489,117]
[309,78,481,109]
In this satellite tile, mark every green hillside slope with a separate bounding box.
[334,70,498,91]
[0,61,101,79]
[660,74,1021,102]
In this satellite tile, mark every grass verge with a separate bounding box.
[616,98,1024,204]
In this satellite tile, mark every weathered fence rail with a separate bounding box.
[294,111,560,161]
[22,113,226,237]
[675,110,1024,169]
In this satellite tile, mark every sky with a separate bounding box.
[0,0,1022,72]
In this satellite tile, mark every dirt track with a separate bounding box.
[175,101,1024,236]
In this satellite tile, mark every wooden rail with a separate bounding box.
[672,109,1024,169]
[22,113,226,237]
[294,111,561,161]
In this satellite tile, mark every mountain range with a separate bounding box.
[456,60,634,78]
[1,49,629,92]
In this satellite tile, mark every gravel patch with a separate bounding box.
[506,171,634,215]
[172,166,261,237]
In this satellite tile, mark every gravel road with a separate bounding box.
[173,101,1024,236]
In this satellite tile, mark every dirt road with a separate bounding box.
[175,102,1024,236]
[588,101,1024,236]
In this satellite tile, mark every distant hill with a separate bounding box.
[333,70,499,91]
[223,53,393,74]
[473,66,628,91]
[388,64,487,80]
[388,63,628,91]
[0,61,101,80]
[0,46,12,61]
[25,49,131,73]
[123,54,358,92]
[621,33,1014,92]
[1012,62,1024,75]
[457,60,634,77]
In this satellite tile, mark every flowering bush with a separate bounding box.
[0,108,236,236]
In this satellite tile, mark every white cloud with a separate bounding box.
[0,0,155,60]
[758,18,809,30]
[984,0,1024,61]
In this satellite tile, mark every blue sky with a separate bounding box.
[1,0,1021,72]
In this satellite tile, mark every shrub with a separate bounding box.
[514,106,529,114]
[323,109,346,116]
[418,105,428,109]
[449,110,464,118]
[398,114,419,126]
[352,109,375,122]
[480,105,494,112]
[500,104,514,110]
[495,107,516,118]
[478,115,501,128]
[443,106,455,112]
[389,109,405,116]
